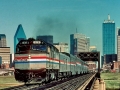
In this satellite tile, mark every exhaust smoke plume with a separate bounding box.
[34,14,80,43]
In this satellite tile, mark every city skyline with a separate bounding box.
[0,0,120,54]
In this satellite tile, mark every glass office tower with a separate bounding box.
[14,24,26,53]
[102,14,115,55]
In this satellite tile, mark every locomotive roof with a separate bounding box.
[38,39,59,52]
[18,38,59,52]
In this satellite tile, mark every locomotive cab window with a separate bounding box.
[32,45,47,51]
[15,40,49,53]
[16,44,30,53]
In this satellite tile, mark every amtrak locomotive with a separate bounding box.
[14,38,89,83]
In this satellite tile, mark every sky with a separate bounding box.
[0,0,120,55]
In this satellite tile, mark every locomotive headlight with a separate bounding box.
[28,55,31,59]
[28,56,31,59]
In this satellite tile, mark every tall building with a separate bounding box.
[101,56,104,68]
[89,46,97,52]
[54,42,69,53]
[102,15,115,66]
[0,47,10,64]
[10,54,14,68]
[104,54,117,64]
[70,33,90,55]
[14,24,26,53]
[86,37,90,51]
[36,35,53,44]
[117,28,120,61]
[102,14,115,55]
[0,34,7,47]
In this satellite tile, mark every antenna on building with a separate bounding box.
[108,14,110,20]
[76,28,77,33]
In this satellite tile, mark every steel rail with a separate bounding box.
[77,73,96,90]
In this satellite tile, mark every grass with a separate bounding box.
[0,76,23,89]
[0,76,18,84]
[101,73,120,89]
[101,73,120,80]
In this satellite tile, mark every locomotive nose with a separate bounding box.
[28,55,31,59]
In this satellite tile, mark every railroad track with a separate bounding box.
[44,73,96,90]
[3,73,96,90]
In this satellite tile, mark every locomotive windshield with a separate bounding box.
[16,40,48,54]
[32,45,47,51]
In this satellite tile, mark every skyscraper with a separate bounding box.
[54,42,69,53]
[86,37,90,51]
[0,47,10,64]
[14,24,26,53]
[36,35,53,44]
[117,28,120,61]
[0,34,10,68]
[102,14,115,55]
[70,33,90,55]
[0,34,7,47]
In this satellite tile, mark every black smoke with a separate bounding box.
[34,14,80,43]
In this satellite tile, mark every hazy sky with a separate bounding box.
[0,0,120,54]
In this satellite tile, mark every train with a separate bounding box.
[14,38,89,83]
